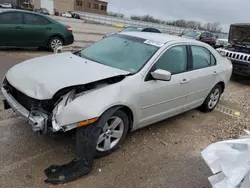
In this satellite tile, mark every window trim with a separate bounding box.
[188,45,217,71]
[0,12,23,24]
[23,13,50,25]
[144,44,190,82]
[93,3,99,9]
[76,0,83,6]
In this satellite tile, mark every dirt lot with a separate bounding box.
[0,17,250,188]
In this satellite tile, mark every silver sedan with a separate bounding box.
[2,32,232,156]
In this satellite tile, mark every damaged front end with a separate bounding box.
[2,75,125,134]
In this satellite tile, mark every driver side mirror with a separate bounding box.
[151,69,172,81]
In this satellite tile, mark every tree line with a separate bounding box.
[108,12,222,33]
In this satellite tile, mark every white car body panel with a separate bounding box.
[0,3,12,8]
[6,52,129,100]
[216,38,229,47]
[2,32,232,133]
[62,13,72,18]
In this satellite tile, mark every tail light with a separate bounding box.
[67,27,73,32]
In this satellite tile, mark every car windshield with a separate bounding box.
[79,35,159,73]
[122,27,141,32]
[183,30,200,38]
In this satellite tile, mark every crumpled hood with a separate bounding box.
[229,24,250,45]
[6,52,129,100]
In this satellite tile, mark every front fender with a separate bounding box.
[55,84,137,127]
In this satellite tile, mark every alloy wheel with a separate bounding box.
[208,88,220,109]
[96,116,124,152]
[51,39,62,50]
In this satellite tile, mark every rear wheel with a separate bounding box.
[200,84,222,112]
[48,37,63,52]
[95,110,129,158]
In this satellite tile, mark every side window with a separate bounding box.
[207,33,213,38]
[0,13,22,24]
[191,46,216,69]
[24,14,49,25]
[200,32,207,38]
[155,45,187,74]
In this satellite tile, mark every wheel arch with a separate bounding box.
[100,105,134,132]
[47,34,65,46]
[216,81,225,93]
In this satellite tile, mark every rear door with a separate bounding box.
[0,12,23,46]
[22,13,52,46]
[182,45,218,111]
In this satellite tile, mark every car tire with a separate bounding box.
[95,109,129,158]
[48,37,63,52]
[199,84,222,112]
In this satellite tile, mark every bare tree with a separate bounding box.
[203,22,222,33]
[108,12,124,18]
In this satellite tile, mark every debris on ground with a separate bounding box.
[202,130,250,188]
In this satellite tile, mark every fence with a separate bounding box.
[74,11,228,38]
[75,11,187,35]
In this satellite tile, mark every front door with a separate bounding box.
[22,13,52,46]
[182,45,218,111]
[138,45,189,127]
[0,12,23,46]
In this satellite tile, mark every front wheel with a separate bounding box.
[200,84,222,112]
[48,37,63,52]
[95,110,129,158]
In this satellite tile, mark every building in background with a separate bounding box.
[34,0,54,14]
[54,0,107,15]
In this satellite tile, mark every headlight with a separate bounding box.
[219,51,226,57]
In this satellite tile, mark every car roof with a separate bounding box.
[121,32,202,45]
[0,9,43,15]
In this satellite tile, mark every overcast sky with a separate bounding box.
[108,0,249,32]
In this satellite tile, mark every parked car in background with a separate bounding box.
[215,38,229,48]
[199,31,217,47]
[103,26,161,38]
[180,30,201,39]
[61,12,72,18]
[2,32,232,156]
[217,23,250,76]
[34,8,50,15]
[0,3,12,8]
[69,11,81,19]
[181,30,217,47]
[215,34,229,48]
[0,9,74,51]
[19,0,33,11]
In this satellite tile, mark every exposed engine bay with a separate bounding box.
[2,75,125,134]
[216,24,250,76]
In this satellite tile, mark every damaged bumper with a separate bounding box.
[1,87,78,133]
[1,87,48,132]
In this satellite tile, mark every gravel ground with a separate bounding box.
[0,17,249,188]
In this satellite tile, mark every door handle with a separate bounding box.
[15,26,23,30]
[212,71,218,76]
[180,79,189,84]
[46,27,52,30]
